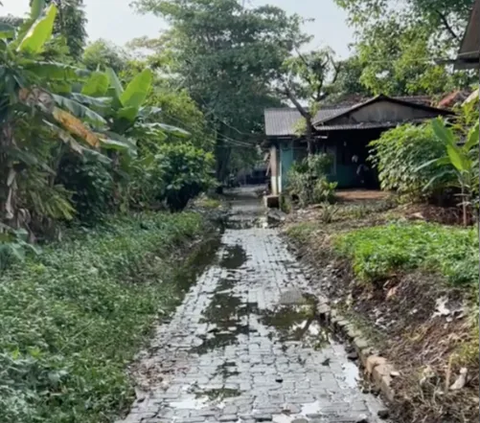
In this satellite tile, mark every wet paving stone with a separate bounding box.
[117,191,387,423]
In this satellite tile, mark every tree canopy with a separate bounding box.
[133,0,309,179]
[335,0,476,96]
[45,0,87,57]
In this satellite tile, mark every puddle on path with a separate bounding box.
[173,235,222,292]
[341,361,361,388]
[220,244,248,269]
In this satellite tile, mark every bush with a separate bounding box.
[369,123,453,201]
[156,144,216,211]
[0,212,210,423]
[57,152,115,222]
[288,154,337,207]
[334,222,478,286]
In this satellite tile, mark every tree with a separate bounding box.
[356,19,456,96]
[83,39,127,73]
[329,56,372,100]
[335,0,476,96]
[44,0,87,57]
[133,0,308,181]
[279,49,340,153]
[335,0,473,40]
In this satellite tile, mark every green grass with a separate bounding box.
[0,212,211,423]
[334,222,479,286]
[285,221,320,243]
[195,195,222,209]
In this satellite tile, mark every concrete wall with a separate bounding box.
[270,145,280,195]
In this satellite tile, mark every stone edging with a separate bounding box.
[315,298,397,406]
[286,239,396,418]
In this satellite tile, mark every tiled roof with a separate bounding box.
[264,107,351,136]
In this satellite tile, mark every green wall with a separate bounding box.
[280,141,294,192]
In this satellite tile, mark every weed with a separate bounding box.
[196,195,222,209]
[285,222,319,243]
[319,202,339,223]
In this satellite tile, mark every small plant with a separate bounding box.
[288,153,336,207]
[0,225,40,271]
[418,118,479,226]
[279,194,292,214]
[313,179,337,204]
[319,202,339,223]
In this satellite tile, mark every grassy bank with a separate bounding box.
[284,204,479,423]
[0,212,214,423]
[334,222,478,287]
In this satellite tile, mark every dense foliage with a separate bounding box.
[0,211,211,423]
[335,0,475,96]
[369,123,451,200]
[288,154,337,207]
[370,97,479,221]
[334,222,479,286]
[0,1,216,248]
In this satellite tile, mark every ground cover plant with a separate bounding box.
[333,222,479,286]
[0,211,212,423]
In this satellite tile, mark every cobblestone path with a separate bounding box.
[119,192,385,423]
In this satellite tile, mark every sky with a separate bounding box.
[1,0,354,57]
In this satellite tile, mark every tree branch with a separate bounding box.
[435,10,458,41]
[330,57,341,85]
[282,85,310,120]
[294,48,317,90]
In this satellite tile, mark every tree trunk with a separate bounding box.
[0,123,16,224]
[283,88,314,156]
[305,116,314,155]
[214,132,231,184]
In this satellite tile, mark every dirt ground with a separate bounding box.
[283,199,479,423]
[336,189,390,202]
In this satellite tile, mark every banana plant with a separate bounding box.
[419,118,479,225]
[72,67,190,155]
[0,0,106,224]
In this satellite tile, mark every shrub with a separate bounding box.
[57,152,115,222]
[369,123,453,201]
[0,212,210,423]
[156,144,216,211]
[288,153,336,207]
[334,222,478,286]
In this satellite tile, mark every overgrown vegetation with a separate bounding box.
[334,222,478,286]
[369,123,451,200]
[0,211,212,423]
[285,196,479,423]
[0,0,216,248]
[370,97,479,224]
[288,154,337,207]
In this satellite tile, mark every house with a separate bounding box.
[264,95,452,196]
[455,0,479,69]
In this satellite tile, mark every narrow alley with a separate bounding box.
[119,189,386,423]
